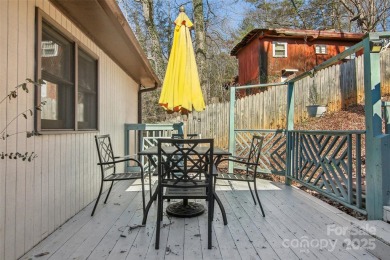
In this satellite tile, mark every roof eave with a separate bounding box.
[49,0,160,88]
[231,28,365,56]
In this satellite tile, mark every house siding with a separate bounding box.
[237,39,260,86]
[0,1,139,259]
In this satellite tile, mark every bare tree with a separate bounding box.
[339,0,390,32]
[239,0,362,32]
[119,0,243,121]
[137,0,166,79]
[192,0,208,98]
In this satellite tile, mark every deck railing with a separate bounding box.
[287,130,366,214]
[124,123,183,171]
[233,129,366,214]
[233,130,287,175]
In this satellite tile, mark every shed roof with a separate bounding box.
[231,28,365,56]
[50,0,160,88]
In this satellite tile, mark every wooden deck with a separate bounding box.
[21,179,377,260]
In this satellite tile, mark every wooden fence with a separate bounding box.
[170,51,390,148]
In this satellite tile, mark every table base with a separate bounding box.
[166,202,205,218]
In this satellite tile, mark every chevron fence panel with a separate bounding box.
[234,130,287,175]
[288,130,366,213]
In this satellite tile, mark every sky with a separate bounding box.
[117,0,253,30]
[173,0,253,30]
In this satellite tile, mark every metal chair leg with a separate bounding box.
[254,180,265,217]
[213,192,228,225]
[208,192,213,249]
[148,170,152,200]
[141,175,146,219]
[104,181,114,204]
[91,181,104,216]
[211,178,216,219]
[155,187,162,249]
[247,181,257,205]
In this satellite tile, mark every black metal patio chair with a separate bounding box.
[155,138,215,249]
[170,133,202,181]
[92,134,149,217]
[215,135,266,217]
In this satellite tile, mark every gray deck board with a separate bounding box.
[21,179,378,260]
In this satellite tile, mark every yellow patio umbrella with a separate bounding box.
[159,6,205,114]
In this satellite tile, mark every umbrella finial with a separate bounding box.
[179,6,185,12]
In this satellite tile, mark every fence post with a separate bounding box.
[228,86,236,172]
[356,134,362,209]
[364,33,390,220]
[173,122,184,135]
[285,81,294,185]
[383,101,390,134]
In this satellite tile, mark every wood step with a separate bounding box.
[384,206,390,223]
[350,220,390,259]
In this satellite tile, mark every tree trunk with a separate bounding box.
[139,0,165,80]
[192,0,208,101]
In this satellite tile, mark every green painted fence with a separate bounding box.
[124,123,183,172]
[287,130,366,214]
[232,129,366,214]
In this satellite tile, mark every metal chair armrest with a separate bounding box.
[216,157,249,166]
[229,155,247,161]
[98,157,143,168]
[114,154,137,159]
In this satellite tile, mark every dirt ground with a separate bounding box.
[289,104,367,220]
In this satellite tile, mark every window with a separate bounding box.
[273,42,287,57]
[36,16,98,131]
[78,49,98,129]
[315,44,327,54]
[281,69,298,82]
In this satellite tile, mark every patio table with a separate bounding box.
[139,145,230,224]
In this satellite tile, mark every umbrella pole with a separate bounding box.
[182,114,188,138]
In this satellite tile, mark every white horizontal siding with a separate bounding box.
[0,1,139,259]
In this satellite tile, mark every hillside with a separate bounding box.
[293,105,367,219]
[295,104,366,131]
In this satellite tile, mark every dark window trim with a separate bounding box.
[35,8,99,134]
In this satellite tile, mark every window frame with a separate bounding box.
[35,8,99,134]
[315,44,328,54]
[272,41,288,58]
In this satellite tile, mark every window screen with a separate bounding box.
[78,49,97,130]
[41,22,74,129]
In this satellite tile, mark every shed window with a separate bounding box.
[273,42,287,57]
[36,16,98,132]
[315,44,327,54]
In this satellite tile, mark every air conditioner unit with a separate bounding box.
[41,41,59,57]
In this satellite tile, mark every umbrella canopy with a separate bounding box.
[159,7,205,114]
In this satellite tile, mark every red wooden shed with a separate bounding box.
[231,28,364,85]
